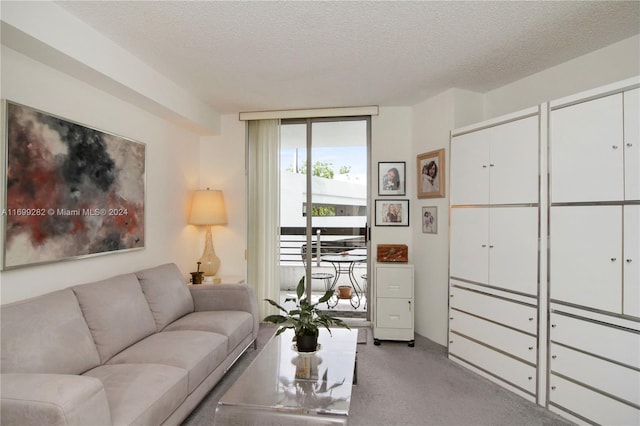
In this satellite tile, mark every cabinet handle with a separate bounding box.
[482,244,487,248]
[551,324,556,328]
[529,317,534,321]
[612,145,619,149]
[450,340,453,344]
[482,165,488,168]
[627,143,633,147]
[450,317,454,320]
[408,300,411,312]
[611,258,617,262]
[489,164,495,167]
[528,346,534,350]
[551,386,556,390]
[528,376,533,381]
[552,355,557,359]
[489,245,494,248]
[626,259,633,263]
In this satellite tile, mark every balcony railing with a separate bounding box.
[279,227,366,266]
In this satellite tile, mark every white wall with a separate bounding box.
[371,107,414,257]
[0,46,202,303]
[484,35,640,119]
[198,114,247,278]
[410,89,484,345]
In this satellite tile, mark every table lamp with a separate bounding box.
[189,188,227,282]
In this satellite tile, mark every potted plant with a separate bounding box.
[264,276,350,352]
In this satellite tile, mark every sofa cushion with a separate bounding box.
[0,373,111,426]
[107,330,228,393]
[135,263,194,331]
[84,363,188,426]
[164,310,254,353]
[1,288,100,375]
[72,273,156,364]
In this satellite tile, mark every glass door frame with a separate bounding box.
[281,116,371,317]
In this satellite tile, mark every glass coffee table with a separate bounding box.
[214,327,358,425]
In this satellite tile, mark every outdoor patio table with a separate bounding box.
[320,254,366,308]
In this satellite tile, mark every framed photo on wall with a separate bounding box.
[417,149,445,198]
[422,206,437,234]
[2,101,146,270]
[378,161,406,196]
[375,199,410,226]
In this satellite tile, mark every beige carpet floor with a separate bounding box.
[182,324,572,426]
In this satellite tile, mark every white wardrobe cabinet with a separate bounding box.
[548,311,640,425]
[450,207,538,295]
[449,107,541,404]
[450,114,538,206]
[551,205,639,316]
[550,88,639,203]
[373,263,414,347]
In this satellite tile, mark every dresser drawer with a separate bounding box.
[550,313,640,369]
[450,286,537,334]
[376,298,412,329]
[450,309,536,363]
[449,334,536,395]
[376,267,413,298]
[550,374,640,426]
[550,343,640,406]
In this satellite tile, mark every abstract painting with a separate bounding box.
[2,101,145,269]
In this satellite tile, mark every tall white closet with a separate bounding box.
[547,80,639,425]
[448,106,543,403]
[449,77,640,426]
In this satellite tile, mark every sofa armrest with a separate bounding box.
[189,283,259,339]
[1,373,112,426]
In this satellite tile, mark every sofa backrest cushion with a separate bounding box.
[72,273,156,363]
[135,263,194,331]
[1,288,101,374]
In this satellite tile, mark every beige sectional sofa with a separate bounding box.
[0,263,259,425]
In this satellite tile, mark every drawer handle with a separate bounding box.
[528,346,534,351]
[611,258,617,262]
[612,145,619,149]
[489,245,494,248]
[482,244,487,248]
[528,317,534,321]
[482,165,488,168]
[528,376,533,381]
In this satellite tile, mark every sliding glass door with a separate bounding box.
[279,117,370,318]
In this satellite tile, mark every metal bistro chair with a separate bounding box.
[361,273,368,310]
[301,245,337,308]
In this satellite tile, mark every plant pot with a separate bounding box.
[296,333,318,353]
[338,285,352,299]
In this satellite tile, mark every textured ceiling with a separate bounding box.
[56,1,640,114]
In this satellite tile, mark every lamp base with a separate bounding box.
[199,225,221,276]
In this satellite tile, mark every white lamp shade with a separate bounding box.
[189,189,228,225]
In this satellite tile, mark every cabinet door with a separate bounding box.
[624,88,640,201]
[624,205,640,317]
[450,129,489,205]
[489,207,539,295]
[550,94,624,203]
[489,116,539,204]
[550,206,623,313]
[450,208,489,284]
